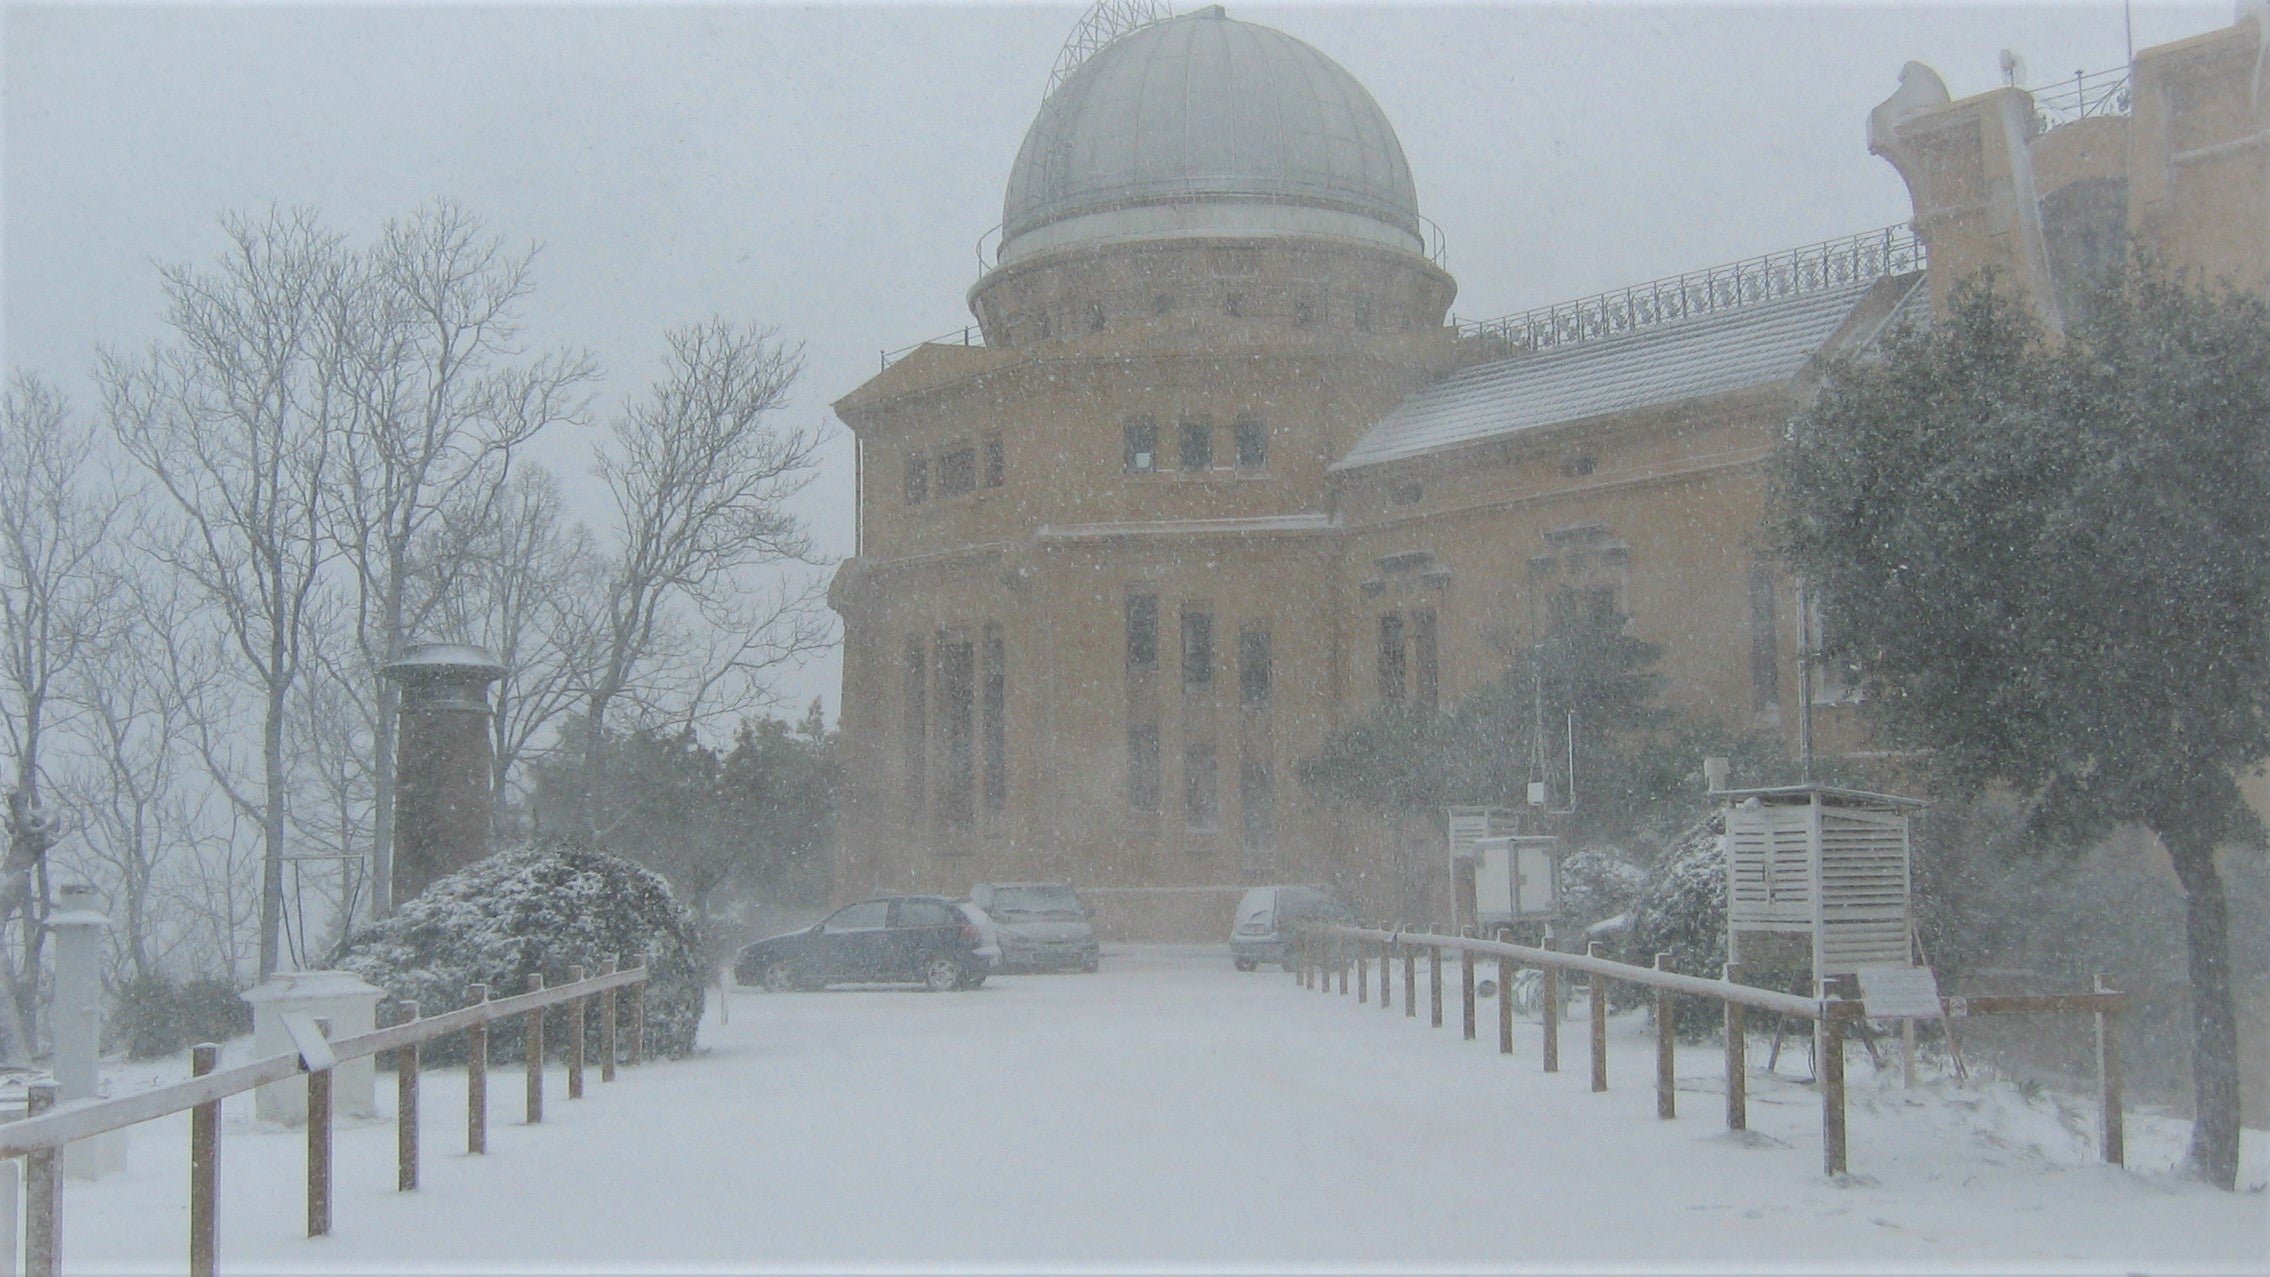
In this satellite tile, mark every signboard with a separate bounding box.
[280,1011,338,1072]
[1855,965,1944,1019]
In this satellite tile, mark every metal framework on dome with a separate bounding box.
[1047,0,1174,98]
[1454,223,1925,354]
[2029,65,2131,131]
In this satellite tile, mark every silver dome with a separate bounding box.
[999,7,1422,260]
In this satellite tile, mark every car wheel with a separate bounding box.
[922,954,965,992]
[1234,957,1258,972]
[761,960,802,993]
[956,971,988,990]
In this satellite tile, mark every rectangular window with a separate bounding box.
[1181,608,1213,687]
[1124,417,1159,473]
[1414,607,1439,713]
[904,456,929,505]
[1238,628,1271,707]
[1239,754,1274,855]
[1128,724,1161,815]
[1233,415,1267,470]
[938,447,977,498]
[982,625,1007,814]
[1184,743,1219,831]
[983,436,1005,488]
[1126,594,1158,671]
[901,638,927,827]
[1749,564,1779,714]
[1378,613,1407,704]
[1178,416,1213,471]
[938,637,975,829]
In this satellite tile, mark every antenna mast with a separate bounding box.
[1047,0,1174,98]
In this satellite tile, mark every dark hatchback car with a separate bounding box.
[735,896,997,992]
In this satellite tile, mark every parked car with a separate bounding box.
[1230,885,1355,971]
[970,882,1100,972]
[735,896,997,992]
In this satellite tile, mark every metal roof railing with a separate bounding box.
[2030,66,2132,131]
[1452,223,1926,354]
[881,325,985,371]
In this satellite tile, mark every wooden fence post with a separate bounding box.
[189,1044,219,1277]
[2095,973,2124,1166]
[568,965,587,1101]
[1588,941,1608,1093]
[307,1025,333,1239]
[1821,978,1851,1177]
[628,960,647,1066]
[1379,941,1393,1011]
[25,1082,57,1277]
[1654,953,1676,1120]
[1542,959,1561,1073]
[1498,949,1515,1056]
[600,960,619,1082]
[1403,938,1416,1018]
[1337,947,1349,996]
[394,1003,420,1192]
[466,983,489,1155]
[525,973,545,1125]
[1429,946,1443,1028]
[1723,962,1747,1133]
[1460,946,1477,1041]
[1357,934,1369,1004]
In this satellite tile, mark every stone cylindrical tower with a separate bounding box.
[381,643,506,906]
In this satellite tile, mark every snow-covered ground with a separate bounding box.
[52,946,2270,1272]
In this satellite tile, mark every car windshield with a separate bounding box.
[987,886,1084,918]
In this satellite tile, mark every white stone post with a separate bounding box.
[241,971,384,1124]
[47,884,125,1178]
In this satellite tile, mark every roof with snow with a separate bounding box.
[1334,272,1926,471]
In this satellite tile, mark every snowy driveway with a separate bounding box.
[58,946,2270,1272]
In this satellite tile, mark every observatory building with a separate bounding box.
[829,6,2269,936]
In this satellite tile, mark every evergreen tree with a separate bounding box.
[1768,268,2270,1188]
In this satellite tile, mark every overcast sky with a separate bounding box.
[4,0,2233,721]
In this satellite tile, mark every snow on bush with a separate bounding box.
[1557,848,1649,938]
[110,974,252,1060]
[340,837,705,1064]
[1626,814,1728,1038]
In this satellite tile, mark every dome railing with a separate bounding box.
[880,324,986,371]
[1452,222,1925,353]
[2028,65,2131,132]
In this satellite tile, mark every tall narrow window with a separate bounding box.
[904,456,929,505]
[938,447,977,497]
[1749,564,1779,714]
[1238,628,1272,707]
[1124,417,1159,473]
[1233,415,1268,470]
[1181,608,1213,687]
[1185,743,1219,831]
[1126,594,1158,671]
[983,436,1005,488]
[1178,416,1213,471]
[1239,755,1274,856]
[1414,607,1440,713]
[1128,725,1161,815]
[1378,613,1407,704]
[938,637,975,829]
[982,625,1007,814]
[901,637,927,828]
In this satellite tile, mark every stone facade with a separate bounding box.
[831,10,2270,938]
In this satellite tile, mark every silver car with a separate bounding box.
[971,882,1100,973]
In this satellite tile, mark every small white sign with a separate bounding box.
[279,1012,337,1072]
[1855,965,1944,1019]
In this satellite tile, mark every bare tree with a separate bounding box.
[575,321,832,811]
[332,201,594,916]
[0,374,123,1057]
[103,207,355,980]
[423,467,604,837]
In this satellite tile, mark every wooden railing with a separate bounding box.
[1292,924,2126,1180]
[1,958,652,1277]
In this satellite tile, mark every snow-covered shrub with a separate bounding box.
[340,837,705,1064]
[1626,815,1728,1038]
[110,974,252,1060]
[1557,848,1648,942]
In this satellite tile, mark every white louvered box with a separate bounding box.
[1716,784,1925,986]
